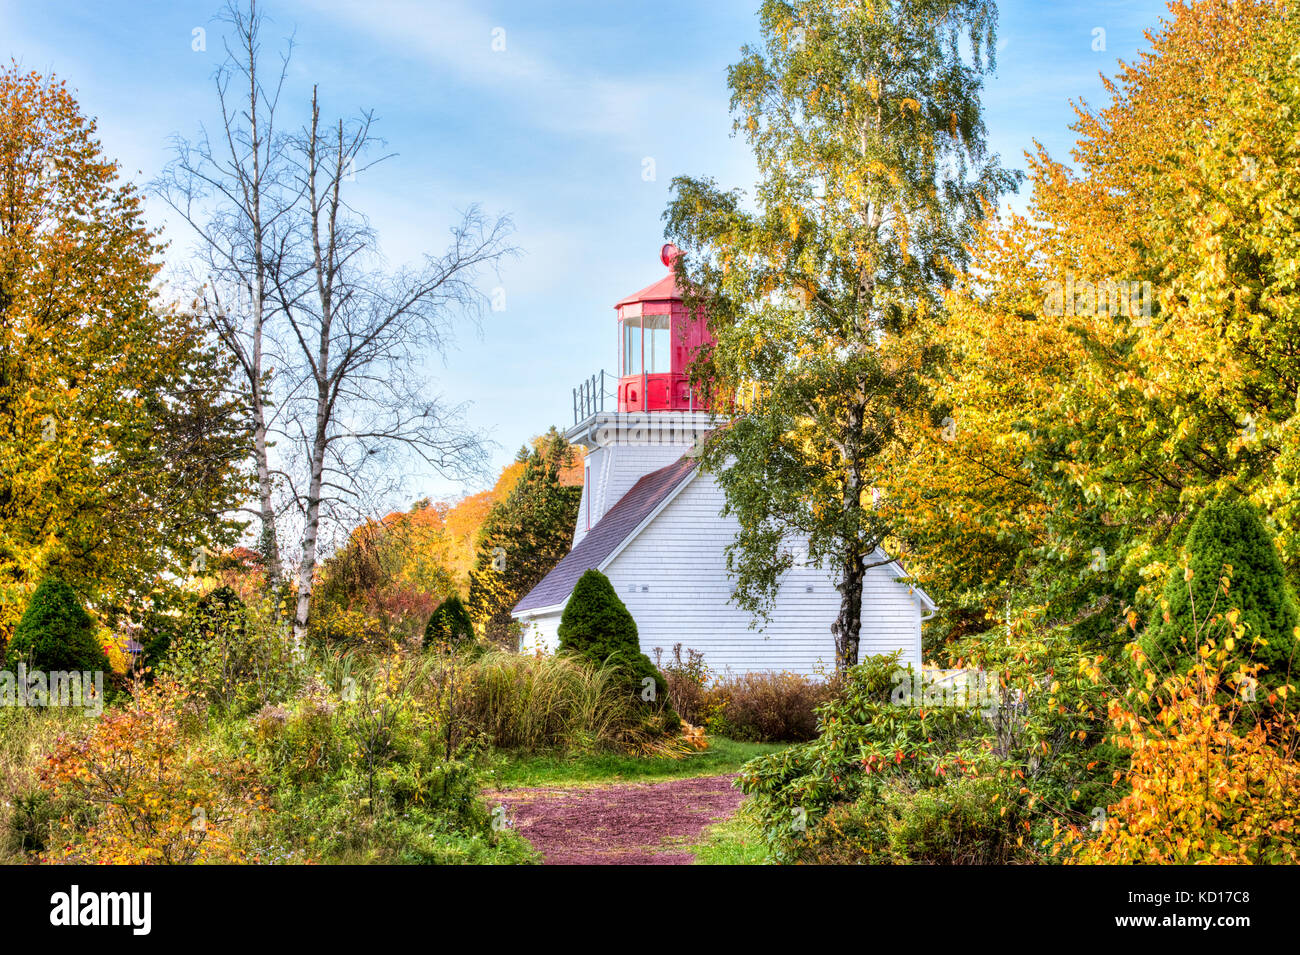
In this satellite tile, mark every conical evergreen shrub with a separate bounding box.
[6,577,111,673]
[1142,496,1298,687]
[557,570,676,724]
[425,594,475,648]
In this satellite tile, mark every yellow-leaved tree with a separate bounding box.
[880,0,1300,652]
[0,66,249,643]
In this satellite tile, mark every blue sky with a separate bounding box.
[4,0,1172,503]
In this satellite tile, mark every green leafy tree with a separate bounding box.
[467,428,580,644]
[557,570,673,718]
[5,577,110,673]
[0,66,250,643]
[1143,496,1299,689]
[664,0,1015,669]
[163,586,292,713]
[424,594,474,648]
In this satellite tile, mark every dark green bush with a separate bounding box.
[794,777,1018,864]
[5,577,110,674]
[1142,495,1299,687]
[557,570,677,728]
[424,594,475,649]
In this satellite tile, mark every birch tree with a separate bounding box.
[156,0,299,589]
[279,88,514,645]
[160,3,514,645]
[664,0,1015,669]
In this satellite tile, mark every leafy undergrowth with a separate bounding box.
[691,808,770,865]
[483,737,788,788]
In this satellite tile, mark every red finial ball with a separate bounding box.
[660,243,681,268]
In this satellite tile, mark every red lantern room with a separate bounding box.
[615,244,712,413]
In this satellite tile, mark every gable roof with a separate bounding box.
[876,551,937,614]
[512,454,698,615]
[511,451,937,618]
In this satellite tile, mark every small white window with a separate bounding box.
[645,314,670,373]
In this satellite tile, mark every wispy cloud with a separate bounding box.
[295,0,723,153]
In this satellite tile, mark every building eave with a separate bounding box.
[512,600,567,620]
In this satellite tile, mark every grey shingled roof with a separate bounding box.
[512,454,698,614]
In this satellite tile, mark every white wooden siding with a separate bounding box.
[528,471,923,676]
[518,613,561,655]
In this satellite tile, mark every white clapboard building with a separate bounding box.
[512,247,934,675]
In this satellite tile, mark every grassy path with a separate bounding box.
[482,738,783,865]
[486,774,745,865]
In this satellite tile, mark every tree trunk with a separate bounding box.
[250,306,282,589]
[252,413,281,584]
[292,411,327,647]
[833,396,867,672]
[833,549,865,671]
[293,89,334,649]
[247,55,283,592]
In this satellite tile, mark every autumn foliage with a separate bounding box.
[7,0,1300,870]
[881,0,1300,653]
[0,65,248,644]
[39,678,268,864]
[1062,646,1298,864]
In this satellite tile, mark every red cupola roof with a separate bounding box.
[615,272,682,307]
[616,244,685,306]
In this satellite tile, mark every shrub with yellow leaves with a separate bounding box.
[1060,638,1297,864]
[38,678,268,864]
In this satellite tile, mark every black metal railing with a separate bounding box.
[573,369,612,425]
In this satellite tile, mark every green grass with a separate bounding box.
[482,737,789,788]
[691,811,770,865]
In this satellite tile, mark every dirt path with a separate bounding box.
[486,774,744,865]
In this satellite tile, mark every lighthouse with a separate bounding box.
[567,244,721,546]
[512,246,934,675]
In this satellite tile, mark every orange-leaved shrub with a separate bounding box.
[39,678,269,864]
[1060,639,1298,864]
